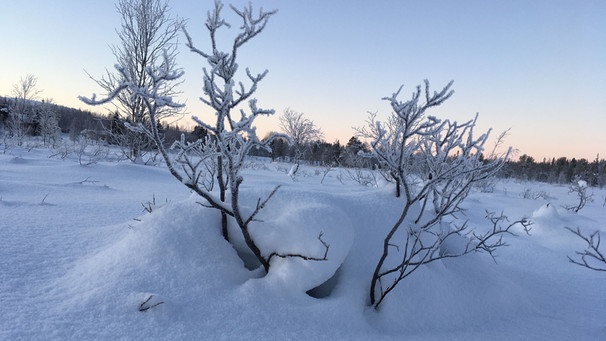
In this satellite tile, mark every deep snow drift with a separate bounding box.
[1,146,605,340]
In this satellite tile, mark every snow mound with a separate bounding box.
[372,256,534,334]
[9,156,29,164]
[252,190,355,294]
[532,203,560,219]
[48,197,250,315]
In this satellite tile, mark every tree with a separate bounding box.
[87,0,183,162]
[264,132,287,161]
[357,80,529,309]
[8,75,42,146]
[0,97,9,128]
[341,136,369,168]
[279,108,323,174]
[36,99,61,147]
[81,0,328,274]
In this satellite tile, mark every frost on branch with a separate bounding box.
[358,80,518,309]
[180,1,281,272]
[278,108,324,178]
[82,0,184,162]
[81,1,325,275]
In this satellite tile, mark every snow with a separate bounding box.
[1,146,605,340]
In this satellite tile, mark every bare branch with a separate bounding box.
[370,210,529,309]
[565,226,606,272]
[267,231,330,264]
[563,178,594,213]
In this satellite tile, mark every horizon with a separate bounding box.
[1,0,604,161]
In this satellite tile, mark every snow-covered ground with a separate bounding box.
[1,146,605,340]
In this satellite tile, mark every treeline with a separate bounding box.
[251,135,373,168]
[500,154,606,187]
[0,95,196,147]
[1,95,104,140]
[2,92,367,167]
[4,96,605,187]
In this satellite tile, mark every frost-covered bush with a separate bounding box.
[357,80,528,309]
[564,178,593,213]
[81,0,328,275]
[521,188,551,200]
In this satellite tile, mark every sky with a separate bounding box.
[1,0,605,161]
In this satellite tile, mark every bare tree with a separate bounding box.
[81,0,328,274]
[87,0,183,163]
[8,75,42,146]
[565,227,606,272]
[357,80,528,309]
[279,108,324,175]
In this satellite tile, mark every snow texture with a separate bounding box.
[1,146,605,340]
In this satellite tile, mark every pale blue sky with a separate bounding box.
[1,0,605,160]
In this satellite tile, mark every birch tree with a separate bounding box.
[8,75,41,146]
[88,0,183,162]
[357,80,530,309]
[35,99,61,147]
[279,108,323,175]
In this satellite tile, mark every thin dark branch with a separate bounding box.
[267,231,330,264]
[565,226,606,272]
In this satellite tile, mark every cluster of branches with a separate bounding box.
[86,0,184,163]
[563,178,594,213]
[565,227,606,272]
[356,80,530,309]
[276,108,323,174]
[81,0,328,274]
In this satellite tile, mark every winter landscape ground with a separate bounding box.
[1,144,605,340]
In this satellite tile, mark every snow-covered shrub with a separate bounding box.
[475,178,497,193]
[564,177,593,213]
[81,0,328,275]
[521,188,551,200]
[343,167,379,187]
[357,80,527,309]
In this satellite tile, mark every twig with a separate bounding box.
[267,231,330,263]
[565,226,606,272]
[139,295,165,312]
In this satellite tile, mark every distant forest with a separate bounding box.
[0,95,197,146]
[1,95,605,187]
[502,154,606,187]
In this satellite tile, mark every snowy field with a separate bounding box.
[1,145,605,340]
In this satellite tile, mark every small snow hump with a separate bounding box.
[532,203,559,219]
